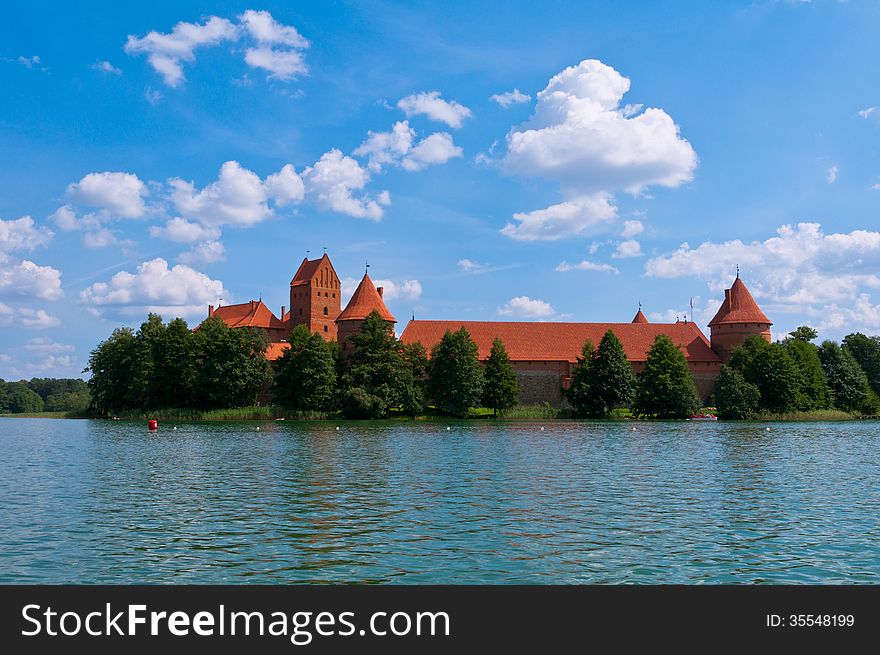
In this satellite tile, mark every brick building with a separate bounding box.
[206,254,771,406]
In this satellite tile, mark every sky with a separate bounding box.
[3,0,880,380]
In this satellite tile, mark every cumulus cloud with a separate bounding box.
[354,121,462,173]
[240,9,309,47]
[80,257,226,318]
[243,47,307,80]
[66,171,148,219]
[826,166,838,184]
[501,59,696,240]
[341,276,421,306]
[177,240,226,265]
[621,219,644,238]
[94,60,122,74]
[489,89,531,107]
[0,253,62,301]
[170,160,303,227]
[501,194,616,241]
[457,258,487,272]
[303,150,387,220]
[613,239,642,258]
[497,296,554,318]
[82,228,133,250]
[24,337,74,353]
[124,16,238,87]
[555,260,619,274]
[0,216,53,253]
[149,217,221,243]
[397,92,472,128]
[858,106,877,119]
[0,303,60,329]
[401,133,462,171]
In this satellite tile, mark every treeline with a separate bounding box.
[714,327,880,419]
[0,378,89,414]
[86,311,520,419]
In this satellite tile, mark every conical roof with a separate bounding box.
[632,309,649,323]
[708,277,771,327]
[336,272,396,323]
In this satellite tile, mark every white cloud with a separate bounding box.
[555,260,619,273]
[372,278,422,302]
[613,239,642,258]
[457,258,487,272]
[397,91,472,128]
[354,121,416,172]
[24,338,74,353]
[170,160,302,227]
[149,217,221,243]
[621,219,644,238]
[16,55,41,68]
[0,303,60,329]
[79,257,226,318]
[94,60,122,74]
[0,253,62,301]
[177,240,226,265]
[826,165,838,184]
[401,132,462,171]
[858,106,877,119]
[239,9,309,47]
[82,228,134,250]
[243,47,307,80]
[66,171,148,218]
[124,16,239,87]
[501,194,617,241]
[489,89,531,108]
[144,87,162,105]
[303,150,387,220]
[0,216,53,253]
[501,59,696,241]
[497,296,554,318]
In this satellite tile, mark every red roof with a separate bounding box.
[399,320,720,363]
[337,272,396,323]
[265,341,290,360]
[290,254,329,287]
[708,277,772,327]
[632,309,649,323]
[212,300,285,330]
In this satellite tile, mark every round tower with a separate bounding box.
[335,272,396,353]
[708,276,772,362]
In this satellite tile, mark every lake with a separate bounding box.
[0,418,878,584]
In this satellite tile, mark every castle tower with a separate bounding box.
[631,307,649,323]
[336,272,396,353]
[288,253,341,341]
[708,275,772,362]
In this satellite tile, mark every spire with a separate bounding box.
[631,304,649,323]
[336,272,396,323]
[708,276,771,327]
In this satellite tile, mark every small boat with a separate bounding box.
[688,413,718,421]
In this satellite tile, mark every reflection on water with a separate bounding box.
[0,418,878,583]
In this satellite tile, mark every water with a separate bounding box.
[0,418,878,584]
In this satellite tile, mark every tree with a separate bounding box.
[842,332,880,396]
[0,381,44,413]
[191,317,272,409]
[340,311,406,418]
[151,317,196,409]
[728,336,801,413]
[482,337,519,416]
[428,327,484,417]
[818,340,874,413]
[714,366,760,419]
[274,325,336,412]
[589,330,636,417]
[134,313,167,407]
[27,378,90,412]
[787,325,818,342]
[86,327,142,415]
[783,335,830,410]
[566,340,595,416]
[634,334,700,418]
[401,341,429,417]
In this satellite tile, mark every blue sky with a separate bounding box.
[3,0,880,379]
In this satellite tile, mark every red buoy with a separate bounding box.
[148,419,158,431]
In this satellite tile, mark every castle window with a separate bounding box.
[323,306,328,316]
[299,308,303,316]
[323,325,328,332]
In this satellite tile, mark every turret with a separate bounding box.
[288,253,341,340]
[708,275,772,361]
[336,272,396,353]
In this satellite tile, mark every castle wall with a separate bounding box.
[710,322,771,362]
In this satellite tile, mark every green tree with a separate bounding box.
[134,313,167,407]
[818,340,874,413]
[842,332,880,396]
[86,327,142,415]
[714,366,760,419]
[191,316,272,409]
[427,327,484,417]
[787,325,818,342]
[634,334,700,418]
[588,330,636,417]
[0,381,44,413]
[566,340,595,416]
[482,337,519,416]
[150,317,196,408]
[340,310,406,418]
[728,336,801,413]
[783,334,830,410]
[274,324,336,412]
[401,341,429,417]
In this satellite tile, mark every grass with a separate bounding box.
[0,411,85,419]
[753,409,859,421]
[110,406,334,421]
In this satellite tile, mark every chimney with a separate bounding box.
[281,305,286,320]
[377,286,384,298]
[724,289,731,302]
[208,304,215,317]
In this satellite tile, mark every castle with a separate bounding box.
[206,253,772,406]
